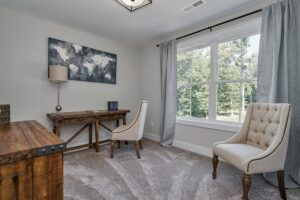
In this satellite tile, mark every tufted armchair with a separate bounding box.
[212,103,292,200]
[110,101,148,159]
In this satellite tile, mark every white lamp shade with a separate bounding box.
[122,0,144,7]
[49,65,68,82]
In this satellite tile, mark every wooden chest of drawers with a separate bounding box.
[0,121,66,200]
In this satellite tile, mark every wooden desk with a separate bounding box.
[0,121,66,200]
[47,109,130,152]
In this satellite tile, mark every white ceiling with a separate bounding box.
[0,0,266,47]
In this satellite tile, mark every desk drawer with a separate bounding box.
[99,114,123,121]
[62,117,95,125]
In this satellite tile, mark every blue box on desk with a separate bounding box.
[107,101,118,111]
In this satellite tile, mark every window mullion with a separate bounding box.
[209,42,218,120]
[189,52,193,117]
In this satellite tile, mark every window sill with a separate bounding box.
[176,117,242,133]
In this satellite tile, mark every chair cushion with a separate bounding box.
[214,143,264,172]
[246,104,282,149]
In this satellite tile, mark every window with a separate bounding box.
[176,24,260,124]
[177,47,210,119]
[217,35,259,122]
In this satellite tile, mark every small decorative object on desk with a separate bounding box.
[108,101,118,111]
[0,104,10,127]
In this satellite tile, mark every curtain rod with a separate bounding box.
[156,9,262,47]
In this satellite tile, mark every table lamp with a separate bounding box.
[49,65,68,112]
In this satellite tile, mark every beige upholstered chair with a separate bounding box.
[212,103,292,200]
[110,101,148,159]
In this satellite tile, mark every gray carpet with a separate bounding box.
[64,140,300,200]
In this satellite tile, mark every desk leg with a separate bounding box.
[95,119,100,152]
[89,123,93,149]
[56,126,61,137]
[116,119,121,148]
[123,116,128,145]
[122,116,126,125]
[54,121,62,137]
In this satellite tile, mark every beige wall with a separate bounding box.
[0,7,142,146]
[140,46,161,135]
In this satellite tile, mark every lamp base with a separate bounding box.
[55,105,62,112]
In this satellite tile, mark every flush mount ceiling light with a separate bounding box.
[114,0,152,12]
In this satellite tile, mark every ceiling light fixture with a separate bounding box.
[114,0,152,12]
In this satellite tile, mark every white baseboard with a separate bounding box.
[143,132,212,158]
[173,139,212,158]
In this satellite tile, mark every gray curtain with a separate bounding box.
[257,0,300,188]
[160,40,177,147]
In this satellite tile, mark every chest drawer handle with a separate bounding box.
[51,146,56,152]
[12,173,19,196]
[12,173,19,181]
[41,148,46,153]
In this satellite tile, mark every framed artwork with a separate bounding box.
[48,38,117,84]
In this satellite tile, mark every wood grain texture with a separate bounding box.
[0,160,33,200]
[0,121,65,165]
[47,109,130,152]
[47,109,130,120]
[242,174,251,200]
[0,123,32,165]
[64,139,111,153]
[0,121,65,200]
[33,153,63,200]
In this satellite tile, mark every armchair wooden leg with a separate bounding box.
[117,140,121,149]
[135,141,141,159]
[125,141,128,145]
[139,140,143,150]
[277,171,287,200]
[212,155,219,179]
[242,174,251,200]
[110,140,115,159]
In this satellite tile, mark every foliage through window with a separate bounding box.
[177,47,210,119]
[177,34,260,123]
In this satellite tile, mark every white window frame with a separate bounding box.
[177,44,211,118]
[176,17,261,132]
